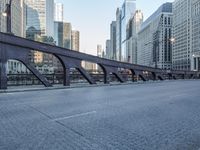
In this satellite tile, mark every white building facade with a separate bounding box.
[138,3,173,69]
[172,0,192,70]
[191,0,200,71]
[54,3,63,22]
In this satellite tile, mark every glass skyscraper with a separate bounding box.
[54,22,72,49]
[25,0,54,37]
[121,0,136,62]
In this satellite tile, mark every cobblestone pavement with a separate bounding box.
[0,80,200,150]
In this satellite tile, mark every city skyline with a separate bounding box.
[55,0,173,55]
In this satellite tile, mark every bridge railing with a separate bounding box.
[1,32,200,89]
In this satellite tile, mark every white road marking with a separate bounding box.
[52,111,97,121]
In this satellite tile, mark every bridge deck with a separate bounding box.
[0,80,200,149]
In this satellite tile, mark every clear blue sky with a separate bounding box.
[55,0,173,55]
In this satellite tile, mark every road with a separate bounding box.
[0,80,200,150]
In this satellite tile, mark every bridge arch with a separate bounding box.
[1,32,200,89]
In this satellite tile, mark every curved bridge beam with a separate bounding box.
[0,32,200,89]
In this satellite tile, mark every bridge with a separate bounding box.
[1,32,200,89]
[1,32,200,149]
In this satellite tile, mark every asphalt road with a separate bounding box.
[1,80,200,150]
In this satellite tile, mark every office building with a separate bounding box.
[110,21,117,60]
[71,30,80,51]
[54,21,72,49]
[25,0,55,73]
[97,45,103,58]
[126,10,143,64]
[105,40,111,59]
[54,3,63,22]
[121,0,136,62]
[138,3,173,69]
[25,0,54,37]
[0,0,25,37]
[116,8,122,61]
[172,0,192,70]
[191,0,200,71]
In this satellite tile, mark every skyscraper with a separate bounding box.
[54,22,72,49]
[172,0,192,70]
[54,3,63,22]
[110,21,117,60]
[0,0,25,37]
[105,40,111,59]
[191,0,200,71]
[121,0,136,62]
[116,8,122,61]
[71,30,80,51]
[138,3,173,69]
[64,23,72,49]
[126,10,143,64]
[25,0,54,37]
[97,45,103,58]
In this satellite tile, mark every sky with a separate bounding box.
[55,0,174,55]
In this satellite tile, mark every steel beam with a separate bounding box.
[77,67,96,84]
[64,68,70,86]
[20,60,52,87]
[0,32,200,88]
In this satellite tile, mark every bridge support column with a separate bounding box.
[173,75,176,80]
[114,73,125,83]
[0,59,7,90]
[0,46,7,89]
[64,67,70,86]
[135,71,146,81]
[152,72,157,81]
[130,70,136,82]
[104,72,110,84]
[77,67,96,84]
[20,59,52,87]
[182,74,185,79]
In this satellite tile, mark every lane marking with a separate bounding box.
[52,111,97,121]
